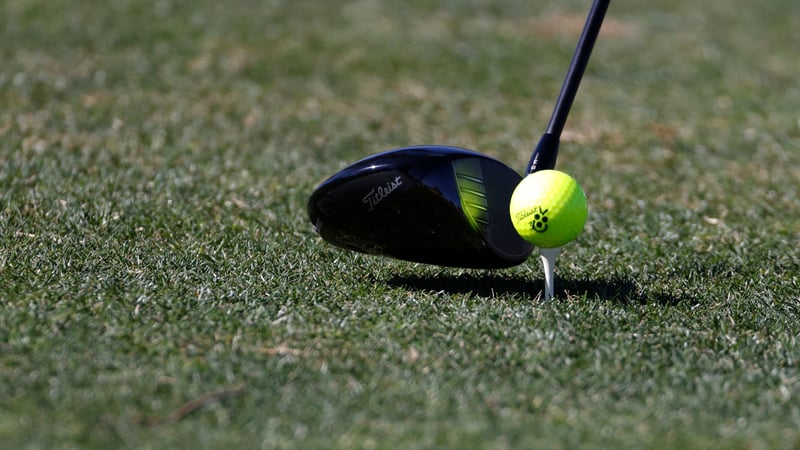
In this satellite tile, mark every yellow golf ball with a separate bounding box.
[509,170,588,248]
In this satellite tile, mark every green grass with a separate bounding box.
[1,0,799,448]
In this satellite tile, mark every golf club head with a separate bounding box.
[307,146,533,268]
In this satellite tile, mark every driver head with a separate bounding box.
[307,146,533,268]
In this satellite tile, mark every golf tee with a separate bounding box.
[539,247,561,302]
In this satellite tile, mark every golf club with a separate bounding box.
[307,0,609,270]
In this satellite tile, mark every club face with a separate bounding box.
[307,146,533,269]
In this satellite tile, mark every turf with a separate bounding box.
[1,0,799,448]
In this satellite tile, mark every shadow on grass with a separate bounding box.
[385,273,683,306]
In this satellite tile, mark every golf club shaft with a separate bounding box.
[526,0,610,173]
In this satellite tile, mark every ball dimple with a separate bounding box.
[508,170,588,248]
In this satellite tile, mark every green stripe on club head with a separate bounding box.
[453,158,490,231]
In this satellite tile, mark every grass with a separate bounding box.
[1,0,799,448]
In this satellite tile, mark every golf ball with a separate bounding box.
[509,170,588,248]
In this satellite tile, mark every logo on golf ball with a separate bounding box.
[531,207,549,232]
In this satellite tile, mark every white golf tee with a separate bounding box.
[539,247,561,302]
